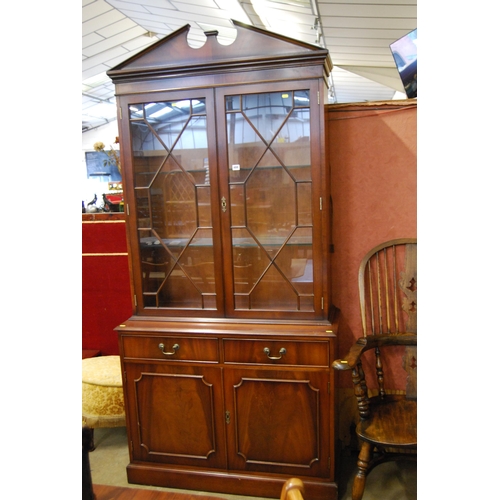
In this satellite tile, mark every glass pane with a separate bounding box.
[139,230,174,294]
[159,169,197,239]
[227,112,265,183]
[178,229,216,295]
[251,265,298,311]
[297,183,312,226]
[242,92,293,143]
[226,89,313,312]
[230,185,245,227]
[246,166,295,242]
[232,227,269,281]
[226,95,240,111]
[131,98,215,310]
[276,227,314,295]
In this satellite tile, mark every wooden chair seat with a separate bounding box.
[358,398,416,448]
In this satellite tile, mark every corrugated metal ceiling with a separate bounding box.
[82,0,416,131]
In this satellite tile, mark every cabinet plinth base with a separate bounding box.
[126,463,338,500]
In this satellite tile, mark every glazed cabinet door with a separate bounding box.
[119,88,225,316]
[123,362,227,470]
[216,81,327,320]
[118,80,329,321]
[223,367,332,478]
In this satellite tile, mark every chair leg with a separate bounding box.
[352,441,373,500]
[87,427,95,452]
[82,426,96,500]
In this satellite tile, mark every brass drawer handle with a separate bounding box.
[158,343,180,356]
[263,347,286,360]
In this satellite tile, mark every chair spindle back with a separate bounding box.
[359,238,417,337]
[358,238,417,398]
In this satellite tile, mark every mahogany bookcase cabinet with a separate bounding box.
[108,20,339,500]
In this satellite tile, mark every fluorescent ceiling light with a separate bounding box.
[82,71,112,90]
[215,0,252,24]
[172,100,200,108]
[250,0,314,39]
[267,0,311,7]
[84,102,117,119]
[150,106,173,118]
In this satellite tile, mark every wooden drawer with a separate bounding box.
[222,339,330,367]
[122,335,219,363]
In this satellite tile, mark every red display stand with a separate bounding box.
[82,213,132,355]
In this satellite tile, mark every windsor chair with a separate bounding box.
[333,238,417,500]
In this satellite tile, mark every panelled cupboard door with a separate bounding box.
[223,368,332,477]
[123,363,227,469]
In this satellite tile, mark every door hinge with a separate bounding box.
[321,297,324,309]
[225,411,231,424]
[327,381,330,394]
[320,197,323,210]
[317,91,320,104]
[126,203,130,215]
[119,106,123,119]
[134,294,137,306]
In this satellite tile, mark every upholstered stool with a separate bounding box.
[82,355,125,448]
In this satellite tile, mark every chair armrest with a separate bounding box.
[332,333,417,370]
[332,338,368,370]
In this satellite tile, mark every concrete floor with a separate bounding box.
[88,427,417,500]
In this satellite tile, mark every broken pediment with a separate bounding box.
[107,19,331,82]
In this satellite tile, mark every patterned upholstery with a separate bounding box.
[82,355,125,428]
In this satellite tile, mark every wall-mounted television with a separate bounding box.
[390,28,417,99]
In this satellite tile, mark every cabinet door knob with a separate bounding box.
[263,347,286,360]
[158,343,180,356]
